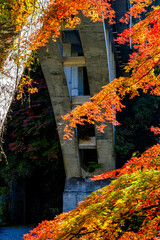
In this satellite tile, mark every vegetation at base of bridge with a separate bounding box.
[2,60,60,185]
[1,0,160,238]
[0,60,65,224]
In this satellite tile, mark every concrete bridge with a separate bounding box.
[38,15,118,212]
[0,0,129,222]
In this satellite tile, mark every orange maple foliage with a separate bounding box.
[1,0,115,100]
[151,126,160,134]
[62,2,160,139]
[23,144,160,239]
[29,0,115,51]
[92,143,160,180]
[16,75,38,100]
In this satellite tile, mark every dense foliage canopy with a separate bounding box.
[23,144,160,239]
[0,0,36,69]
[115,92,160,168]
[1,0,160,239]
[2,61,60,184]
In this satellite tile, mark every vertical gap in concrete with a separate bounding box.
[79,149,98,173]
[83,67,90,95]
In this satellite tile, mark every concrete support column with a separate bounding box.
[95,125,115,171]
[78,16,115,173]
[38,40,81,177]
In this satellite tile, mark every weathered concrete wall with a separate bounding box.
[63,177,111,212]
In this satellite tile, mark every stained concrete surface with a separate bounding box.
[0,227,33,240]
